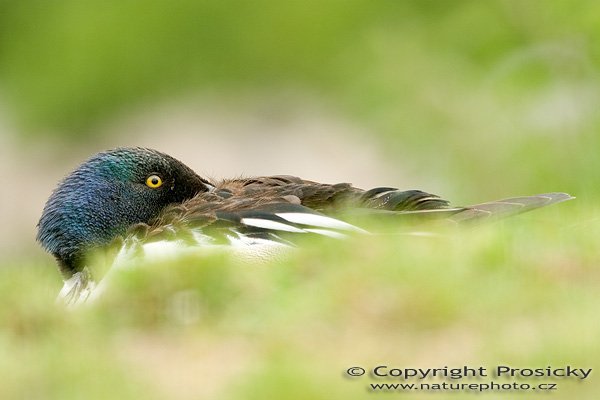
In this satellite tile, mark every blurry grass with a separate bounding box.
[1,203,598,399]
[3,0,598,204]
[2,0,599,141]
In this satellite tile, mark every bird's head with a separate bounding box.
[37,147,211,277]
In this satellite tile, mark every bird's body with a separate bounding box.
[37,148,573,305]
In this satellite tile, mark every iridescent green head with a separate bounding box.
[37,147,210,277]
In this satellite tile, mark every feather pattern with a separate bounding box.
[35,148,573,306]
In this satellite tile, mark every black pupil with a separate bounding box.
[151,177,159,185]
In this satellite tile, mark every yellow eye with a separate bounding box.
[146,175,163,188]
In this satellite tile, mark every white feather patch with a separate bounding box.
[276,212,368,233]
[240,218,306,233]
[142,240,187,258]
[191,229,216,246]
[225,233,292,262]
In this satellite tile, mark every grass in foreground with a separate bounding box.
[1,203,598,400]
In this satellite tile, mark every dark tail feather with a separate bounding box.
[449,192,574,223]
[344,190,572,226]
[359,188,450,211]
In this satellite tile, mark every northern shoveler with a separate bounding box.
[37,147,573,305]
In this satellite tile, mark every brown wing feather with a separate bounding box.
[217,176,361,210]
[216,176,448,211]
[149,175,571,235]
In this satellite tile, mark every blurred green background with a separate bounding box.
[0,1,598,399]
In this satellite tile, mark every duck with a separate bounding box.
[37,147,573,305]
